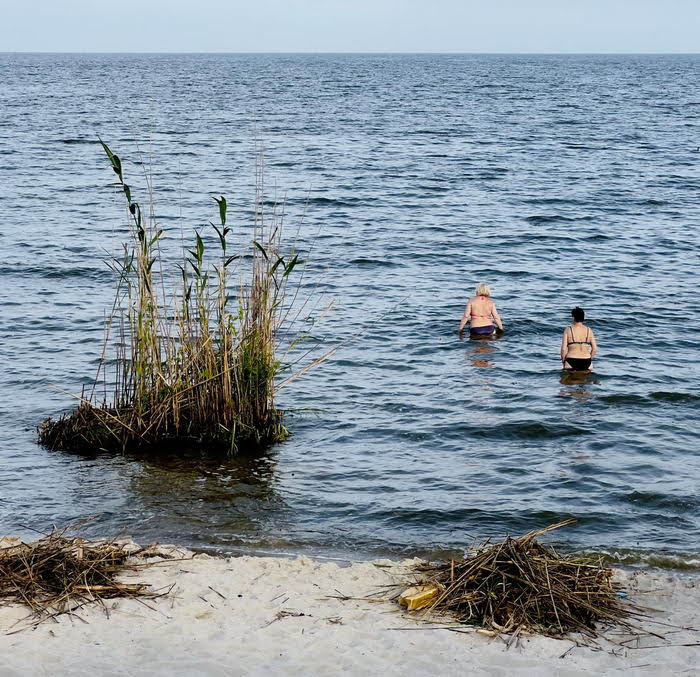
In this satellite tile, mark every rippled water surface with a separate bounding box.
[1,54,699,568]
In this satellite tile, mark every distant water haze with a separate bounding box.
[1,53,699,569]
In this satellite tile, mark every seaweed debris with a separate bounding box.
[405,520,644,639]
[0,524,168,629]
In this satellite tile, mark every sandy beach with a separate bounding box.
[0,543,697,677]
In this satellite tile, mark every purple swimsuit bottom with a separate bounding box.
[470,325,495,336]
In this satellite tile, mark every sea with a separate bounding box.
[1,53,698,570]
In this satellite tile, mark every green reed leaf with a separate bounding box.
[214,195,227,226]
[111,154,122,180]
[283,255,305,277]
[253,241,268,260]
[149,230,163,247]
[212,223,226,252]
[269,256,285,276]
[98,137,114,160]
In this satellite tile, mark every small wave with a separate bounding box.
[508,233,574,243]
[649,391,700,403]
[563,143,604,150]
[0,264,111,281]
[404,129,454,137]
[349,258,396,267]
[599,392,700,406]
[524,214,575,225]
[307,197,363,207]
[598,394,649,405]
[618,490,700,511]
[522,197,584,206]
[435,421,591,441]
[581,548,700,571]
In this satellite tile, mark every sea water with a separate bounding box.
[1,53,698,568]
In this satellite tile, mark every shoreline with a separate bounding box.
[1,543,698,676]
[180,544,700,575]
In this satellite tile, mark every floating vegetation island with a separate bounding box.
[40,141,319,455]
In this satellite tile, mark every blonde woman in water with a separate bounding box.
[560,306,597,371]
[458,283,504,337]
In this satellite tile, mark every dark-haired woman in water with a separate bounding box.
[560,307,597,371]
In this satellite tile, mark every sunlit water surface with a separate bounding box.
[1,53,699,569]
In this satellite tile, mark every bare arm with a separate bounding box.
[560,329,569,364]
[589,330,598,359]
[458,302,472,333]
[490,302,504,331]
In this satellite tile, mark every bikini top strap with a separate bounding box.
[586,327,590,344]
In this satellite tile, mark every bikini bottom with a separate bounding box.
[566,357,591,371]
[470,325,495,336]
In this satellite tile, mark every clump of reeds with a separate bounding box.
[39,141,311,454]
[0,526,164,625]
[407,520,643,639]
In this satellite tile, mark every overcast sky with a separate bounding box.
[3,0,698,53]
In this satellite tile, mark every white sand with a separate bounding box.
[0,544,697,676]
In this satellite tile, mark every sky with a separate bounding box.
[2,0,699,53]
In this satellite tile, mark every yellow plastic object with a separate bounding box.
[398,584,440,611]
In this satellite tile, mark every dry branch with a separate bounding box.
[0,525,166,627]
[404,520,645,640]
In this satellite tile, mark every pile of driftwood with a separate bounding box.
[402,520,643,639]
[0,526,166,626]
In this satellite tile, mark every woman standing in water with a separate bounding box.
[458,283,504,337]
[561,306,597,371]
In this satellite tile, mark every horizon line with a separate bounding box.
[2,50,699,56]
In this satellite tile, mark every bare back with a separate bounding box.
[563,323,596,359]
[469,295,495,328]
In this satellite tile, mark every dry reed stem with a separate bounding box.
[39,142,326,455]
[406,520,646,640]
[0,525,169,630]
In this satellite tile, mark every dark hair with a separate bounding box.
[571,307,585,322]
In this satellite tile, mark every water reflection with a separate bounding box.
[127,450,290,549]
[463,341,498,409]
[467,342,497,369]
[559,370,599,400]
[56,446,287,549]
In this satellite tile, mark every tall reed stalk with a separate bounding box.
[39,142,308,454]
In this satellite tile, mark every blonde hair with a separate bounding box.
[475,282,491,297]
